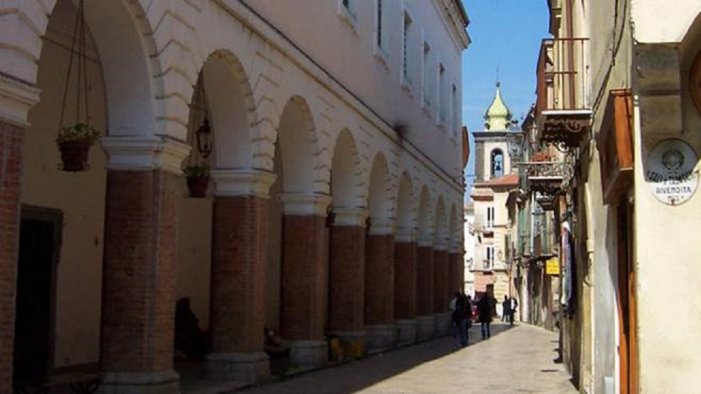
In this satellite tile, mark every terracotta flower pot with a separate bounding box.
[58,139,91,172]
[186,175,209,198]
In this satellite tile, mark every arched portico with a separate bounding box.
[432,197,451,335]
[394,172,419,346]
[327,129,367,349]
[415,186,435,341]
[364,152,397,352]
[274,96,330,368]
[2,1,189,392]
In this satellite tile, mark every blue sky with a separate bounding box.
[461,1,549,195]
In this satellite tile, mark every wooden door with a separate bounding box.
[617,201,638,393]
[13,206,62,381]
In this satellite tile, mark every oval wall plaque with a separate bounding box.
[646,139,699,206]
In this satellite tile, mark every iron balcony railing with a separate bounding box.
[536,38,590,116]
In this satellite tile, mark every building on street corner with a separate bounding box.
[0,1,470,392]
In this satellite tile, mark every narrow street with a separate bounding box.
[242,324,575,394]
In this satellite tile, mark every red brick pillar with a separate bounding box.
[279,194,331,368]
[98,137,189,392]
[449,250,464,294]
[0,121,23,393]
[206,170,276,384]
[433,248,450,335]
[433,249,449,313]
[329,208,368,349]
[394,233,417,346]
[364,218,396,352]
[415,242,434,341]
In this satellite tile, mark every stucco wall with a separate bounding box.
[22,1,107,367]
[633,7,701,390]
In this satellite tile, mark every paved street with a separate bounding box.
[242,323,575,394]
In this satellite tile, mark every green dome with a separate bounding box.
[484,83,512,131]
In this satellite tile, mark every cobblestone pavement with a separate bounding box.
[242,323,576,394]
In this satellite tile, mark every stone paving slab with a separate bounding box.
[240,323,575,394]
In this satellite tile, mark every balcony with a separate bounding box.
[522,160,573,195]
[536,38,591,150]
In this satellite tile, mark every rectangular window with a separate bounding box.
[422,42,431,108]
[452,84,458,138]
[402,12,412,86]
[438,64,446,123]
[341,0,356,18]
[376,0,383,48]
[487,206,495,228]
[485,246,495,269]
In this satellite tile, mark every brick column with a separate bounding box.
[448,250,464,294]
[279,194,331,368]
[364,217,396,352]
[0,78,39,393]
[205,170,276,384]
[415,240,434,341]
[394,231,417,347]
[99,137,189,392]
[328,208,368,352]
[0,121,24,393]
[433,248,451,335]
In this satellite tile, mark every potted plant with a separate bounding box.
[56,122,100,172]
[183,164,210,198]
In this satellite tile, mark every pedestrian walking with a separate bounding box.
[501,295,511,322]
[477,293,493,339]
[510,296,518,326]
[452,292,470,347]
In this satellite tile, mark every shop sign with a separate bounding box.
[546,258,560,275]
[646,139,699,206]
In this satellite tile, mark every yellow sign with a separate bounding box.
[546,258,560,275]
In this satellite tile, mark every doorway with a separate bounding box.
[13,206,62,381]
[617,201,637,394]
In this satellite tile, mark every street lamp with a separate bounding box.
[195,118,213,159]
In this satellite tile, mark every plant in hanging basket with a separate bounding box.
[56,122,100,172]
[183,164,210,198]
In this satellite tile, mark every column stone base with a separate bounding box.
[288,340,327,369]
[330,330,366,359]
[99,371,180,394]
[395,319,417,347]
[365,324,398,354]
[433,312,452,336]
[205,352,270,385]
[416,315,435,342]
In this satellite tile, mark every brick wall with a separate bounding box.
[394,242,417,319]
[433,250,449,313]
[210,196,268,353]
[100,170,178,373]
[448,252,464,294]
[329,225,365,332]
[0,122,23,393]
[281,215,328,341]
[364,234,395,325]
[416,246,434,316]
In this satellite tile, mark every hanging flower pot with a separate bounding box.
[184,164,210,198]
[57,123,100,172]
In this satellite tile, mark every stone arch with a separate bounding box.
[195,50,258,169]
[1,0,163,134]
[368,152,392,226]
[396,171,416,241]
[434,197,448,250]
[490,148,505,178]
[330,129,362,208]
[417,186,433,244]
[276,96,320,194]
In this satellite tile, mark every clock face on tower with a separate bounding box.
[690,50,701,114]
